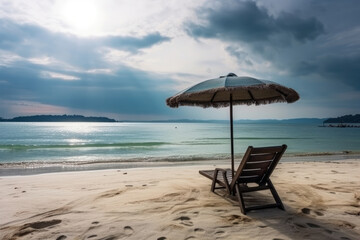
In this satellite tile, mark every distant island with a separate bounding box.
[0,115,117,122]
[324,114,360,123]
[0,114,359,125]
[322,114,360,128]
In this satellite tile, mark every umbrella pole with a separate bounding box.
[230,94,234,177]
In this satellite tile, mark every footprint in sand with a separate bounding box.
[174,216,193,227]
[87,235,97,238]
[184,236,196,240]
[336,221,356,229]
[27,219,62,229]
[124,226,134,235]
[294,223,307,228]
[324,229,333,234]
[224,214,250,224]
[314,210,324,216]
[301,208,311,214]
[214,209,227,213]
[97,190,123,199]
[306,223,321,228]
[157,237,167,240]
[56,235,67,240]
[215,230,227,237]
[194,228,205,233]
[345,210,360,216]
[13,219,62,238]
[180,211,199,217]
[301,208,324,216]
[101,236,117,240]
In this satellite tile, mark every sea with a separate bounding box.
[0,122,359,175]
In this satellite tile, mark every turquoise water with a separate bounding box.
[0,122,359,168]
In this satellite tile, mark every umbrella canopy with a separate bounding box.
[167,73,299,108]
[166,73,300,176]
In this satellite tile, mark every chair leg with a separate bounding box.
[211,179,216,192]
[267,179,285,210]
[211,171,219,192]
[234,184,246,214]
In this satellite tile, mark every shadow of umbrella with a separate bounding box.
[166,73,300,176]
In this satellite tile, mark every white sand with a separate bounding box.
[0,160,359,240]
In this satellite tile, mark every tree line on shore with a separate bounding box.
[323,114,360,123]
[0,115,116,122]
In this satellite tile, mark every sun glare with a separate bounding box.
[60,0,101,35]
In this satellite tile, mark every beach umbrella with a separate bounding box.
[166,73,300,176]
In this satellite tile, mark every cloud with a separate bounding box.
[0,19,170,69]
[0,1,359,120]
[103,33,171,53]
[185,0,360,92]
[0,100,71,116]
[185,0,324,44]
[292,55,360,89]
[41,71,80,81]
[275,12,324,42]
[0,58,174,118]
[0,19,175,119]
[225,46,253,66]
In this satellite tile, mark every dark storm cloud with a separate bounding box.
[186,0,360,91]
[0,19,170,68]
[275,12,324,42]
[292,55,360,89]
[185,0,324,44]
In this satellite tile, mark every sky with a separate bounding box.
[0,0,359,120]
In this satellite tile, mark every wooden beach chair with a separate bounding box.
[199,145,287,214]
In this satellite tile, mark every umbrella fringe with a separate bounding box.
[166,84,299,108]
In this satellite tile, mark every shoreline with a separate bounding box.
[0,153,359,176]
[0,160,359,239]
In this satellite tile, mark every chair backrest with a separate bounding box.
[230,145,287,189]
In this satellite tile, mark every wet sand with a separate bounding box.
[0,160,359,240]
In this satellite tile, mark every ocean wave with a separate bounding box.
[1,151,358,168]
[0,142,170,151]
[198,137,312,140]
[0,154,227,169]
